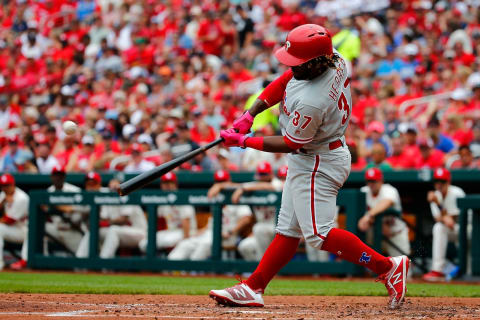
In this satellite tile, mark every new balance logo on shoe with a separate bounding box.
[232,288,247,299]
[392,272,402,286]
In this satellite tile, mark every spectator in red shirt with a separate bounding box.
[197,11,222,57]
[190,110,216,145]
[387,135,408,169]
[449,145,479,169]
[416,138,445,169]
[400,125,422,169]
[348,140,367,171]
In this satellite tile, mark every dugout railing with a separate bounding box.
[27,189,366,275]
[458,196,480,277]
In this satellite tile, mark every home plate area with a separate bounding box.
[0,294,478,319]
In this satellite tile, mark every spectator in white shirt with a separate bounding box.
[124,143,155,173]
[35,137,60,174]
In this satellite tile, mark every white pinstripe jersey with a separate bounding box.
[279,51,351,152]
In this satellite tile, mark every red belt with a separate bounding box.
[328,139,343,150]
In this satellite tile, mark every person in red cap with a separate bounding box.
[423,168,465,282]
[124,143,155,173]
[212,24,409,309]
[0,173,29,270]
[358,168,411,258]
[138,172,196,255]
[168,170,252,261]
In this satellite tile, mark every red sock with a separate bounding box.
[246,234,300,292]
[322,228,392,275]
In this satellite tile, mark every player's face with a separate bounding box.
[161,181,177,191]
[434,180,449,194]
[0,184,15,195]
[51,173,65,189]
[85,180,100,191]
[367,180,382,195]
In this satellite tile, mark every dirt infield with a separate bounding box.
[0,294,479,319]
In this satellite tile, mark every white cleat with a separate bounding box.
[377,255,410,309]
[209,282,264,307]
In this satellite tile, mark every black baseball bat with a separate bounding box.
[118,138,224,196]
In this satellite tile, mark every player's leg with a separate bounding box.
[168,233,202,260]
[296,152,407,308]
[75,232,90,258]
[0,224,26,269]
[100,226,145,258]
[156,230,184,250]
[238,236,260,261]
[210,169,301,306]
[190,231,213,260]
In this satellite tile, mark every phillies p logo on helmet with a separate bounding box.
[285,41,291,51]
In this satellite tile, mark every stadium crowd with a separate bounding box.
[0,0,480,173]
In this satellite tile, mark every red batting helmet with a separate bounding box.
[161,172,177,183]
[275,24,333,67]
[433,168,451,182]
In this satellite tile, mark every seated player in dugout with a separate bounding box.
[358,168,411,257]
[423,168,466,282]
[76,173,146,259]
[168,170,252,260]
[43,165,85,255]
[0,173,29,271]
[138,172,197,254]
[210,24,409,309]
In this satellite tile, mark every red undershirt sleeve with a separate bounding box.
[283,136,304,150]
[258,69,294,107]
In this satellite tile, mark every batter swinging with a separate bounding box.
[209,24,409,309]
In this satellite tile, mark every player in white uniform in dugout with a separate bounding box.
[210,24,409,309]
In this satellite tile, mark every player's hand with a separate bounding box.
[427,191,438,203]
[442,215,456,230]
[358,214,372,232]
[231,188,244,203]
[220,129,248,148]
[207,184,222,199]
[232,111,254,134]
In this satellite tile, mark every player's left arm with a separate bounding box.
[222,104,322,153]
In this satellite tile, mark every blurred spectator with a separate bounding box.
[416,138,445,169]
[0,174,29,270]
[365,121,390,158]
[427,117,456,154]
[35,136,60,174]
[124,143,155,173]
[348,140,367,171]
[366,143,393,171]
[0,136,34,173]
[449,145,479,169]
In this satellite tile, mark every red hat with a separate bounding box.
[275,24,333,66]
[277,165,288,179]
[214,169,231,182]
[161,172,177,182]
[365,167,383,181]
[367,121,385,134]
[433,167,451,181]
[51,164,66,174]
[0,173,15,185]
[85,171,101,184]
[256,161,272,175]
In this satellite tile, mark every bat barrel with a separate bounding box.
[118,138,223,196]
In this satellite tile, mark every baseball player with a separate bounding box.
[210,24,409,309]
[0,174,29,270]
[423,168,465,282]
[138,172,196,253]
[358,168,411,257]
[168,170,252,261]
[44,165,85,254]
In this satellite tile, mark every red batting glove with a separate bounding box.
[220,129,248,148]
[233,111,254,134]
